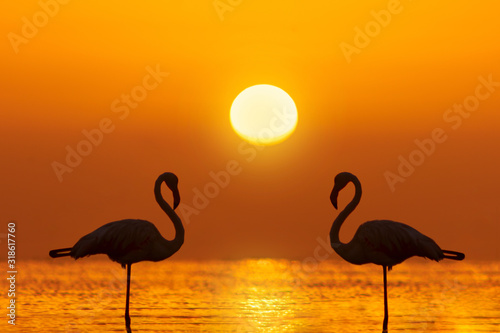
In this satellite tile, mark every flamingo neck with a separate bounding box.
[330,176,362,248]
[154,178,184,253]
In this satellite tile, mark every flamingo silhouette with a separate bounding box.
[49,172,184,333]
[329,172,464,332]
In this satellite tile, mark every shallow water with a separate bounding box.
[3,259,499,332]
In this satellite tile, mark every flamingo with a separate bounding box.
[329,172,464,332]
[49,172,184,333]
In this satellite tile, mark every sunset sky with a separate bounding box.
[2,1,499,262]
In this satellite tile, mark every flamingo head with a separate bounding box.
[330,172,354,209]
[162,172,180,209]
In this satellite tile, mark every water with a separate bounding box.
[3,259,499,332]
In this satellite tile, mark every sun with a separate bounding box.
[230,84,298,145]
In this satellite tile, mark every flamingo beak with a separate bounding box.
[167,180,180,210]
[172,188,180,210]
[330,189,339,209]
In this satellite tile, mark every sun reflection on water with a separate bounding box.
[4,259,499,332]
[231,259,299,332]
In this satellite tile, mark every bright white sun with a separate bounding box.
[230,84,298,145]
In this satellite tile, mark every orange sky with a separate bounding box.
[1,1,499,261]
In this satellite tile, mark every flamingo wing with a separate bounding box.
[352,220,444,267]
[70,219,163,264]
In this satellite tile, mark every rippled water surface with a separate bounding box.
[3,259,499,332]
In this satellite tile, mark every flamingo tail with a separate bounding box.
[442,250,465,260]
[49,248,73,258]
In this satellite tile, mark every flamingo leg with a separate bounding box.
[383,265,388,333]
[125,264,132,333]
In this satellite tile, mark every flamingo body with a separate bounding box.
[49,172,184,332]
[329,172,464,332]
[68,219,179,267]
[336,219,445,269]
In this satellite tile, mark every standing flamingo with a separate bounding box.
[329,172,464,332]
[49,172,184,333]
